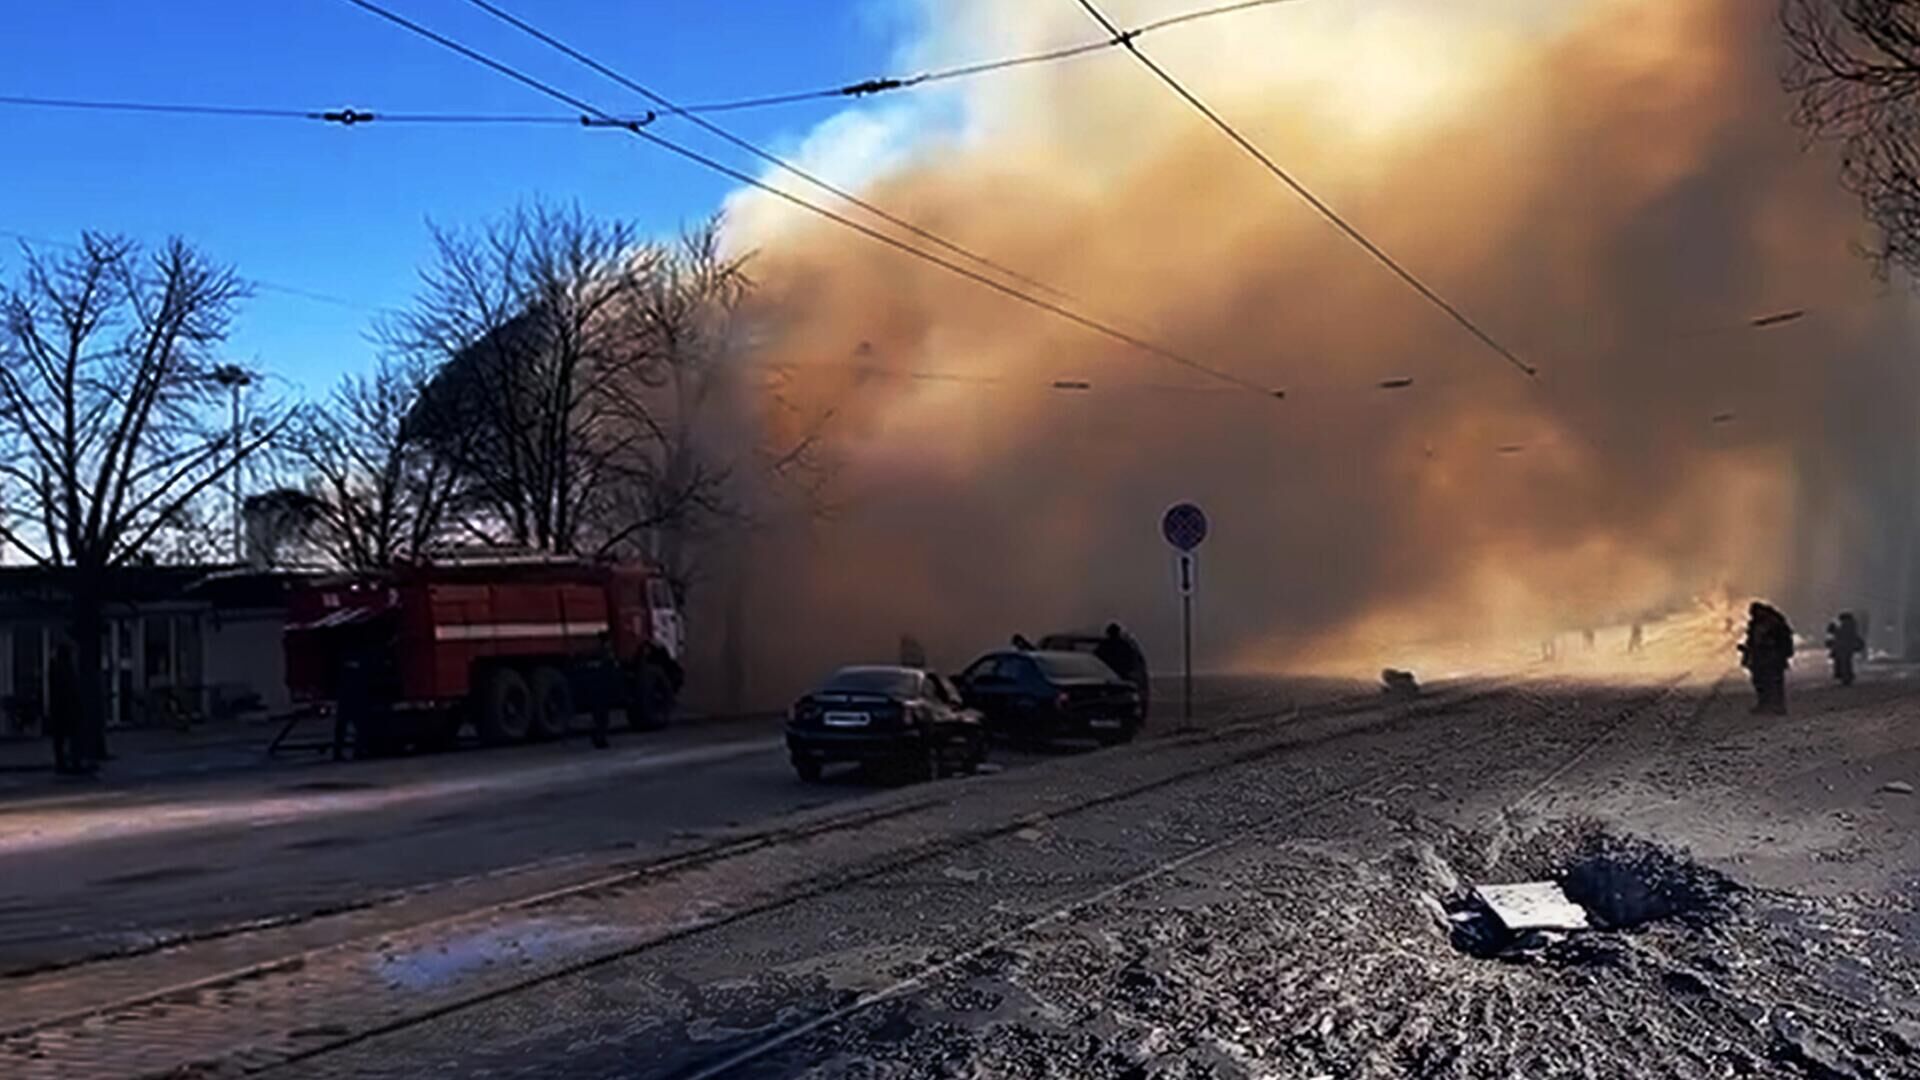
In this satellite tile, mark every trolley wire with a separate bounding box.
[0,93,653,128]
[339,0,1284,399]
[2,0,1297,128]
[0,227,394,315]
[1073,0,1537,379]
[673,0,1302,115]
[457,0,1076,304]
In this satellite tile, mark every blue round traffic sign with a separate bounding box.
[1162,502,1208,551]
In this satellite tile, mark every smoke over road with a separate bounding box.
[705,0,1919,701]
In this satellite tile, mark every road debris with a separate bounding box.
[1770,1011,1864,1080]
[749,819,1915,1080]
[1380,669,1419,699]
[1450,881,1590,959]
[1474,882,1591,933]
[1878,780,1913,795]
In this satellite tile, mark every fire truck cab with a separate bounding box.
[285,552,684,752]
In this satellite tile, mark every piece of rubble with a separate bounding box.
[1770,1012,1861,1080]
[1381,668,1420,698]
[1887,1018,1920,1056]
[1474,882,1592,933]
[1880,780,1913,795]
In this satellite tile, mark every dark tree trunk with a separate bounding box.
[69,575,109,762]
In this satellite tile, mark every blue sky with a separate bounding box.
[2,1,923,397]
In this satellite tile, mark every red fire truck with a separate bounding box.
[285,552,684,751]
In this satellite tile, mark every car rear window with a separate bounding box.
[819,668,922,696]
[1032,652,1118,680]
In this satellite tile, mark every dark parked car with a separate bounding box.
[1038,629,1151,719]
[786,666,986,782]
[956,649,1143,746]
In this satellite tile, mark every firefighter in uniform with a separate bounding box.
[1738,602,1795,715]
[1825,611,1865,687]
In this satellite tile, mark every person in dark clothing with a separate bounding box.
[1094,623,1151,715]
[46,642,86,775]
[336,645,391,757]
[590,632,618,750]
[1738,602,1795,715]
[1010,634,1035,651]
[1825,612,1865,686]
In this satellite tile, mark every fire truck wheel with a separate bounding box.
[477,668,533,744]
[529,667,573,740]
[629,662,676,731]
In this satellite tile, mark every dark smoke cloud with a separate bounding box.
[692,0,1919,704]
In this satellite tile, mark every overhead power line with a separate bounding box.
[456,0,1081,305]
[1072,0,1537,379]
[0,228,394,315]
[338,0,1280,399]
[674,0,1302,115]
[0,93,655,128]
[2,2,1295,129]
[463,0,1231,355]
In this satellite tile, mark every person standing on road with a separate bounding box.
[589,632,617,750]
[334,648,373,761]
[1825,612,1865,687]
[1738,601,1795,714]
[46,641,88,775]
[1095,623,1151,715]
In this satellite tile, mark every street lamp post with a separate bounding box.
[211,364,253,563]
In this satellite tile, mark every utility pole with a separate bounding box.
[211,364,253,563]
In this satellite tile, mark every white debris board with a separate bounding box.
[1474,882,1590,932]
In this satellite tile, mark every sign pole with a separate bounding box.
[1162,504,1208,727]
[1182,583,1193,723]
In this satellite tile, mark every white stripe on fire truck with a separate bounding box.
[432,621,611,641]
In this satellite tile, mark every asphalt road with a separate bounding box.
[0,675,1352,975]
[10,669,1917,1079]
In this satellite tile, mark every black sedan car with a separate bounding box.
[1038,628,1151,720]
[957,649,1144,746]
[786,666,987,782]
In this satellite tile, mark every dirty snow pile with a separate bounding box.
[785,821,1920,1079]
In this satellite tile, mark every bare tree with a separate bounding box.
[286,356,458,569]
[241,487,329,568]
[157,497,243,565]
[393,203,667,554]
[390,204,836,606]
[605,223,836,598]
[1783,0,1920,275]
[591,224,748,567]
[0,234,289,755]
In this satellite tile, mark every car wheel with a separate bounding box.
[793,756,823,783]
[895,740,940,784]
